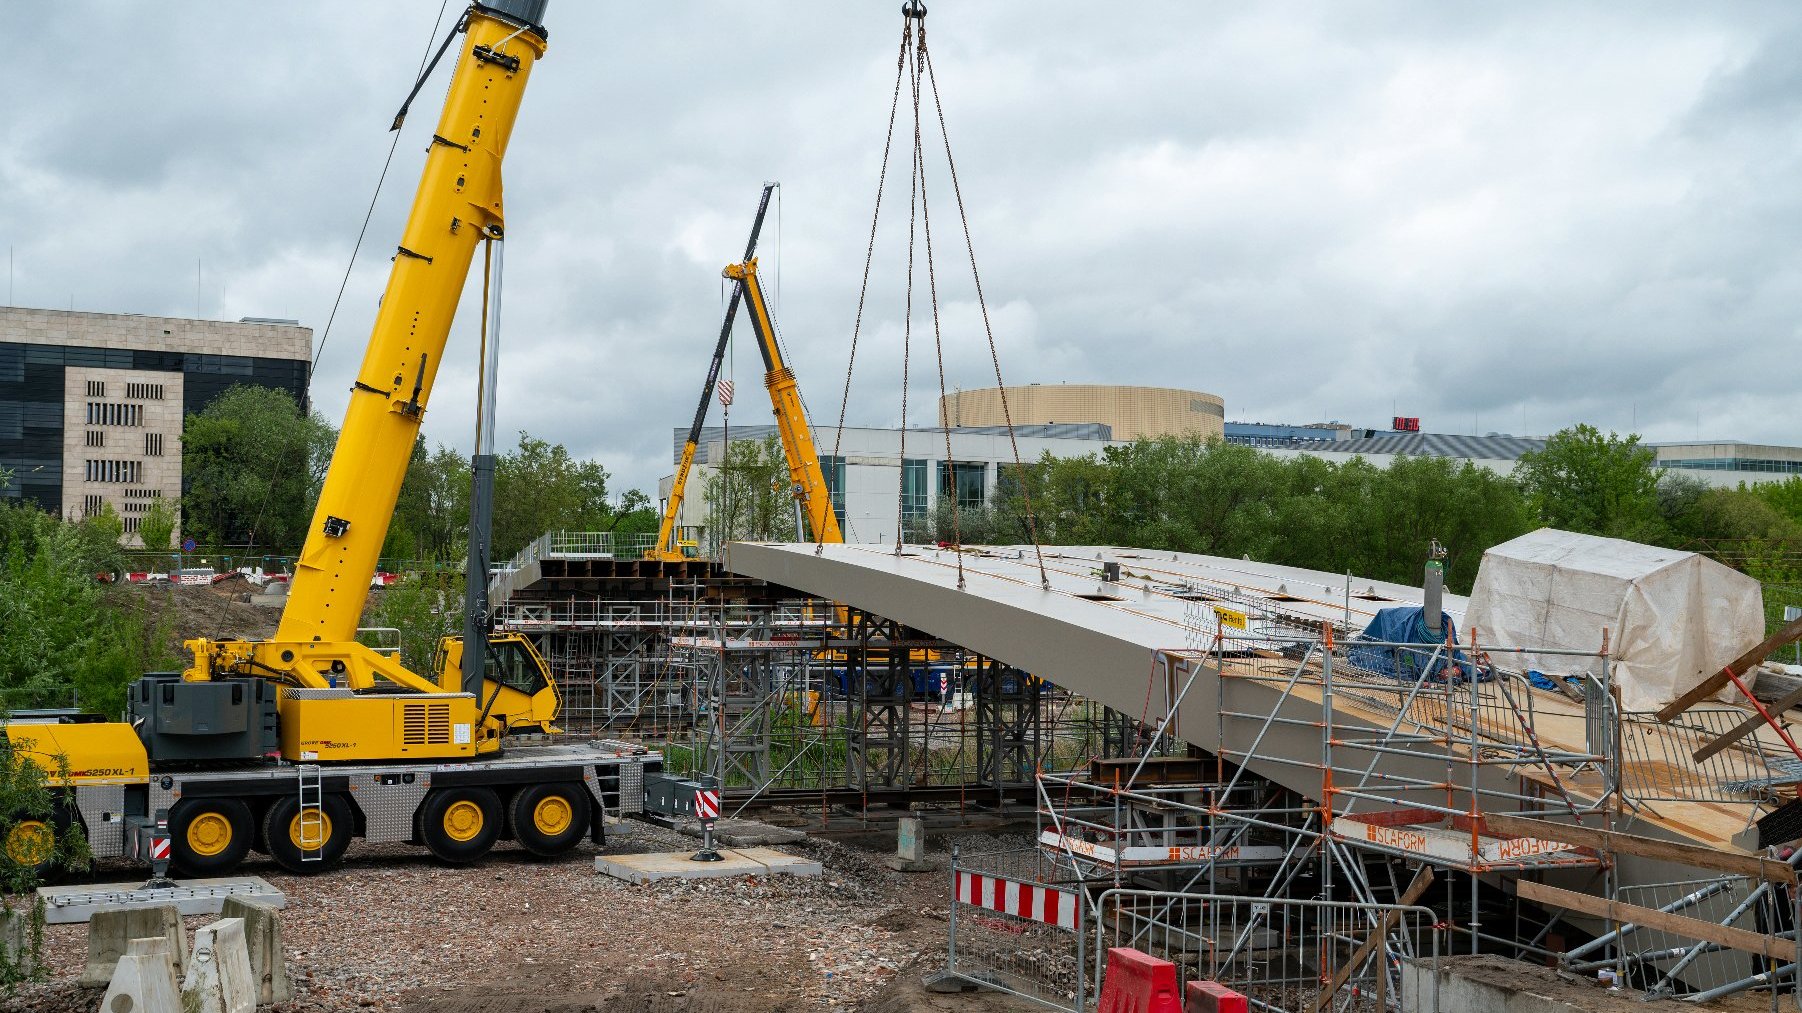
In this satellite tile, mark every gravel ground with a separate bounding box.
[8,820,1000,1013]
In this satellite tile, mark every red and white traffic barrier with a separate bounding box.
[955,871,1077,930]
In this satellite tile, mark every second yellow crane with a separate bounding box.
[651,184,842,560]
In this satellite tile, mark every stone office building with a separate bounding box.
[0,307,312,546]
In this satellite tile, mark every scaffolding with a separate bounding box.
[1006,623,1802,1009]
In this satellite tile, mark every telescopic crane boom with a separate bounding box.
[728,256,843,545]
[180,0,559,760]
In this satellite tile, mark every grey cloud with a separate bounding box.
[2,2,1799,497]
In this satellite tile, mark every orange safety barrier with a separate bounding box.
[1184,979,1247,1013]
[1098,948,1182,1013]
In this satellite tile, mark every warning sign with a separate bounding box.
[1212,606,1247,630]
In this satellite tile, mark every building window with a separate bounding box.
[901,459,930,520]
[818,454,847,528]
[83,494,103,517]
[145,432,163,456]
[124,517,140,534]
[86,430,105,448]
[938,461,987,511]
[84,459,141,484]
[86,380,105,397]
[126,382,165,400]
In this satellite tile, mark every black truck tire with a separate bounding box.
[169,798,254,877]
[263,794,352,874]
[418,786,501,864]
[508,782,591,857]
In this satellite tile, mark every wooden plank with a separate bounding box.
[1656,615,1802,722]
[1516,880,1795,962]
[1693,684,1802,763]
[1309,866,1434,1013]
[1482,814,1796,884]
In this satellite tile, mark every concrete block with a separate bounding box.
[222,896,291,1006]
[43,876,285,924]
[594,847,823,884]
[0,904,37,979]
[82,904,187,987]
[185,917,254,1013]
[1402,957,1592,1013]
[885,816,940,872]
[126,936,178,989]
[897,816,926,861]
[100,951,183,1013]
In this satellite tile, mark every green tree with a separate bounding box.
[0,503,172,717]
[607,488,660,536]
[86,501,123,546]
[182,386,334,550]
[492,432,612,558]
[1513,424,1664,541]
[138,496,177,553]
[384,441,471,562]
[368,568,461,675]
[705,435,796,543]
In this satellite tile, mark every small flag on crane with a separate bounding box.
[716,379,735,407]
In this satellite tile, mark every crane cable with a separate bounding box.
[918,15,1052,590]
[823,16,911,559]
[825,4,1051,591]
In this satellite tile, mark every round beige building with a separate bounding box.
[939,384,1224,441]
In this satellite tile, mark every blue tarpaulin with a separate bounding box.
[1346,606,1482,682]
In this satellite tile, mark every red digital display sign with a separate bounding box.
[1392,416,1420,432]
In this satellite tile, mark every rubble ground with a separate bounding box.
[9,821,1036,1013]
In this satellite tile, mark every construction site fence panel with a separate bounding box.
[947,848,1088,1011]
[1092,889,1443,1013]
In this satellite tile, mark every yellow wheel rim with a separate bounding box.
[186,812,233,858]
[443,800,484,843]
[288,810,332,851]
[4,820,53,866]
[532,795,573,836]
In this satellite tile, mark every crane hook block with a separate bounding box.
[903,2,926,19]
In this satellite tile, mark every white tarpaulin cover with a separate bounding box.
[1465,528,1764,712]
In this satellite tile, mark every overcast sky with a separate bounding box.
[3,2,1800,498]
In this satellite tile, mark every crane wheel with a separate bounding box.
[263,794,352,874]
[169,799,253,877]
[4,802,78,880]
[418,787,501,864]
[508,783,591,857]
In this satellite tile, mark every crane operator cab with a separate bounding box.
[435,633,561,738]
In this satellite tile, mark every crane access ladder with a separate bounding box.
[297,763,325,861]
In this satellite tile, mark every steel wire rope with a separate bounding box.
[821,16,911,557]
[211,0,455,635]
[920,35,1051,588]
[893,28,922,565]
[910,30,965,589]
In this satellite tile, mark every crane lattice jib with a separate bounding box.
[651,184,778,559]
[277,5,548,645]
[729,259,844,545]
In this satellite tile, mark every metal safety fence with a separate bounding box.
[946,847,1089,1010]
[1093,890,1444,1013]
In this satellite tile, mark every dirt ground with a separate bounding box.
[9,822,1040,1013]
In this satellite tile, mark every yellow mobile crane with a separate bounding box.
[651,184,842,559]
[2,0,654,878]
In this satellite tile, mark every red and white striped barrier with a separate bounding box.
[694,788,721,821]
[149,835,171,863]
[955,871,1077,930]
